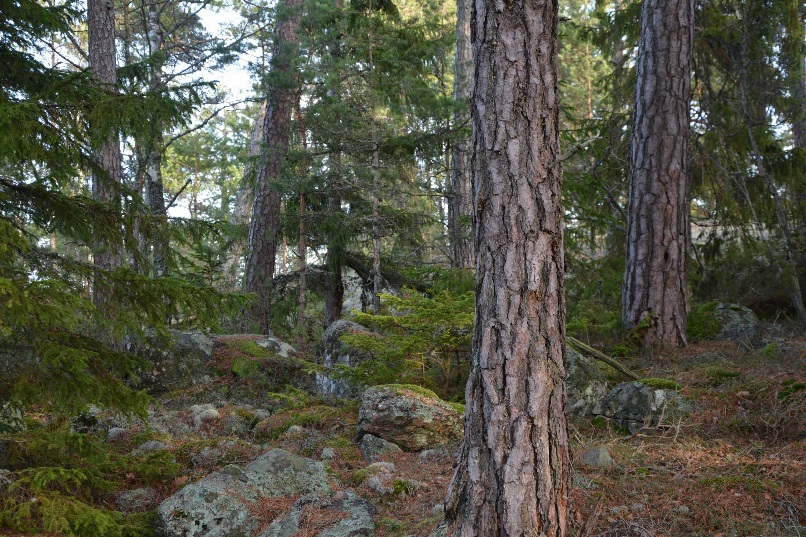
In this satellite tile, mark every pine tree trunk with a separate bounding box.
[447,0,473,269]
[443,0,570,534]
[88,0,122,309]
[244,0,303,333]
[622,0,693,348]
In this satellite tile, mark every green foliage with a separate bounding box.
[0,0,248,424]
[0,427,179,535]
[566,256,624,344]
[231,356,262,378]
[341,288,473,399]
[687,302,721,342]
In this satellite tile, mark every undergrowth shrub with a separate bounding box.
[687,301,721,341]
[566,255,624,344]
[340,287,473,400]
[0,425,180,535]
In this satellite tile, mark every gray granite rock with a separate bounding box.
[158,449,332,537]
[712,303,766,348]
[138,331,216,395]
[257,490,375,537]
[359,434,402,463]
[566,347,608,418]
[117,487,157,513]
[357,385,463,451]
[315,320,373,398]
[593,382,693,434]
[579,446,615,469]
[132,440,169,456]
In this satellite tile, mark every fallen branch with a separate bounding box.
[567,336,640,381]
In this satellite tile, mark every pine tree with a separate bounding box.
[0,0,244,419]
[443,0,570,532]
[244,0,304,333]
[622,0,694,347]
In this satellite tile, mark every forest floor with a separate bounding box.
[1,335,804,536]
[260,338,806,537]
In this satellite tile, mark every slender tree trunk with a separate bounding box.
[324,0,345,328]
[225,101,266,291]
[88,0,122,309]
[443,0,570,533]
[622,0,693,348]
[297,100,308,328]
[368,11,382,317]
[299,192,307,325]
[447,0,473,269]
[324,191,344,327]
[244,0,303,333]
[146,0,168,278]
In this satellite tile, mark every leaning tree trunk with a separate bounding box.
[443,0,570,534]
[621,0,693,348]
[244,0,303,333]
[88,0,122,310]
[447,0,473,269]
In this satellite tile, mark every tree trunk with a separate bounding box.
[324,192,344,327]
[244,0,303,333]
[447,0,473,269]
[88,0,122,309]
[225,101,267,291]
[621,0,693,348]
[443,0,570,534]
[146,0,168,278]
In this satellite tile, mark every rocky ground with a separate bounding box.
[1,306,804,536]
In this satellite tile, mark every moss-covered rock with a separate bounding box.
[356,385,463,451]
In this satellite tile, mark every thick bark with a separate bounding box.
[622,0,693,348]
[244,0,303,333]
[88,0,122,308]
[444,0,570,534]
[447,0,473,269]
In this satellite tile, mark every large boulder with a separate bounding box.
[712,303,766,347]
[592,381,694,434]
[158,449,372,537]
[316,320,373,398]
[138,331,216,395]
[566,347,608,418]
[356,385,463,451]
